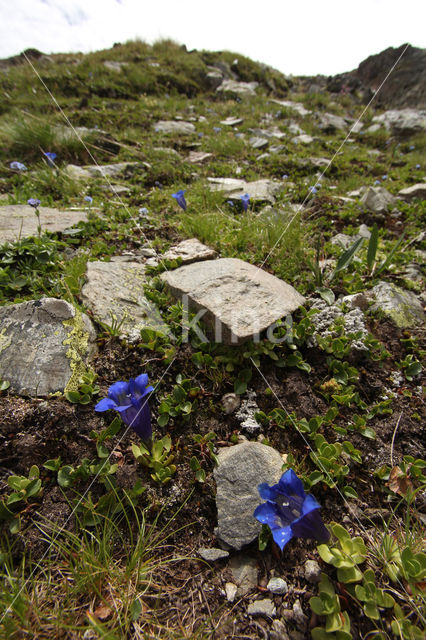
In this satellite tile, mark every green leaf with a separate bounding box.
[376,231,406,276]
[57,465,74,488]
[316,287,335,306]
[157,413,169,427]
[97,442,109,459]
[130,598,142,621]
[342,485,358,499]
[330,236,364,280]
[65,391,81,403]
[234,380,247,395]
[43,458,61,471]
[367,223,378,271]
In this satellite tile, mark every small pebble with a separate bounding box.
[267,577,289,594]
[225,582,238,602]
[247,598,276,617]
[304,559,322,583]
[198,547,229,562]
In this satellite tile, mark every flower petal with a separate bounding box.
[134,373,149,392]
[122,399,152,441]
[271,525,293,551]
[254,501,279,528]
[108,381,129,405]
[291,506,330,543]
[94,397,117,412]
[277,469,306,500]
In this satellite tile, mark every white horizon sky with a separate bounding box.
[0,0,425,76]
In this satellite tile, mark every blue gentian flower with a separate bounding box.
[226,200,234,207]
[374,180,381,185]
[197,132,204,138]
[213,127,222,133]
[235,132,243,138]
[309,186,318,194]
[139,207,149,215]
[409,145,415,151]
[27,198,41,208]
[172,189,187,211]
[84,196,93,204]
[282,174,289,179]
[10,161,27,171]
[241,193,250,212]
[154,181,163,189]
[415,164,420,169]
[43,152,57,167]
[382,174,388,180]
[254,469,330,551]
[95,373,154,441]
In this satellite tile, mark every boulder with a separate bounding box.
[360,186,396,212]
[161,257,305,344]
[216,80,258,97]
[0,298,96,396]
[366,281,425,328]
[372,109,426,135]
[398,184,426,200]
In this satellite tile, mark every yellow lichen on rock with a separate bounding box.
[62,309,91,393]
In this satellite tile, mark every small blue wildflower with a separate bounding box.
[154,181,163,189]
[95,373,154,441]
[282,174,289,179]
[240,193,250,212]
[213,127,222,133]
[382,174,388,180]
[315,183,322,189]
[10,161,27,171]
[226,200,234,207]
[197,132,204,138]
[409,145,415,151]
[235,132,243,139]
[43,152,57,167]
[309,186,318,194]
[84,196,93,204]
[27,198,41,208]
[374,179,381,185]
[172,189,187,211]
[415,164,420,169]
[139,207,149,215]
[254,469,330,551]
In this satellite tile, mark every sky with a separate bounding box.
[0,0,425,76]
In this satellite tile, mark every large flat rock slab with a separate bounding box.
[154,120,196,135]
[0,298,96,397]
[0,205,88,243]
[161,257,305,344]
[207,178,284,204]
[65,162,141,180]
[214,442,284,550]
[81,258,170,341]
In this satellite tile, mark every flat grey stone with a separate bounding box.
[270,619,290,640]
[163,238,217,265]
[0,204,88,243]
[220,117,243,126]
[66,162,140,180]
[154,120,196,135]
[205,70,223,90]
[309,157,330,168]
[304,559,322,583]
[207,177,285,204]
[214,442,284,549]
[317,112,347,131]
[216,80,258,96]
[247,599,276,617]
[198,547,229,562]
[103,60,127,72]
[288,122,304,135]
[229,555,258,595]
[225,583,238,602]
[271,99,311,116]
[81,259,170,341]
[161,258,305,344]
[398,183,426,200]
[101,184,131,196]
[366,281,425,328]
[360,186,396,212]
[185,151,213,164]
[0,298,96,397]
[267,577,288,594]
[249,136,269,149]
[292,134,314,144]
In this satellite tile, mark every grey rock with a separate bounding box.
[161,258,305,345]
[103,60,127,72]
[308,157,330,168]
[229,555,258,594]
[153,146,181,158]
[398,183,426,200]
[292,134,314,144]
[351,122,364,133]
[267,577,288,594]
[357,223,371,239]
[287,122,304,135]
[247,599,276,617]
[140,247,157,258]
[225,582,238,602]
[0,298,96,397]
[214,442,284,549]
[372,109,426,134]
[81,259,170,341]
[66,162,140,180]
[205,70,223,90]
[217,79,258,96]
[222,392,241,414]
[331,233,353,249]
[360,186,396,213]
[366,123,382,133]
[0,204,89,243]
[208,177,285,204]
[220,117,244,126]
[304,559,322,583]
[235,390,261,433]
[163,238,217,265]
[292,600,308,629]
[270,619,290,640]
[198,547,229,562]
[250,136,269,149]
[102,184,131,196]
[154,120,196,135]
[366,281,425,328]
[317,112,347,131]
[271,99,311,116]
[186,151,213,164]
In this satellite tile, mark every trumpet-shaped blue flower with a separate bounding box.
[172,189,187,211]
[10,161,27,171]
[27,198,41,208]
[241,193,250,212]
[43,152,57,167]
[95,373,154,441]
[309,186,318,194]
[254,469,330,551]
[84,196,93,204]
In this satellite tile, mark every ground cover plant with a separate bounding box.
[0,40,424,639]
